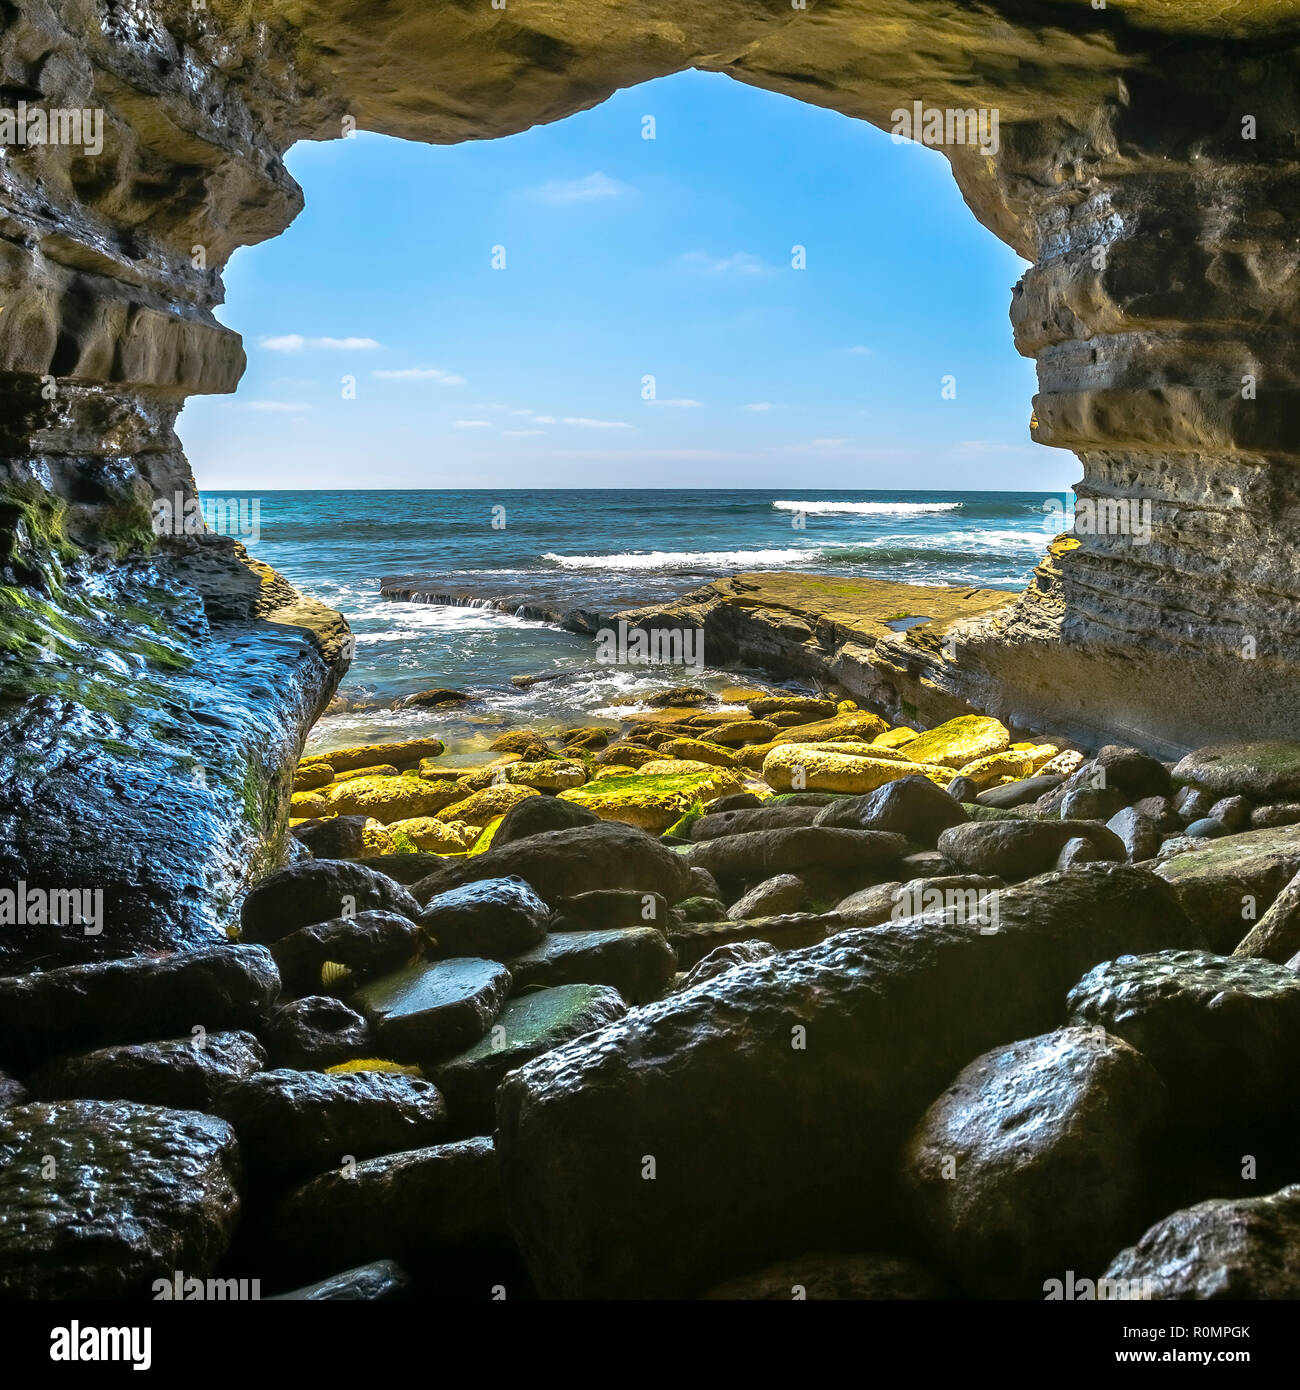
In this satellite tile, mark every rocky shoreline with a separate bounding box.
[5,662,1300,1298]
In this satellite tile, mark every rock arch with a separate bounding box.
[1,0,1296,962]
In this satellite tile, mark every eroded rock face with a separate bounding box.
[0,1100,241,1298]
[496,866,1208,1298]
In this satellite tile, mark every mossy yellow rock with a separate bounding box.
[559,767,743,832]
[384,816,479,851]
[298,738,444,774]
[503,759,588,790]
[434,783,538,827]
[298,772,471,824]
[636,758,717,777]
[955,750,1036,790]
[770,712,890,745]
[657,737,737,767]
[292,763,333,792]
[1010,742,1061,771]
[762,745,950,793]
[902,715,1010,769]
[873,726,919,750]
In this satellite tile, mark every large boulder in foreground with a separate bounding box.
[1101,1185,1300,1299]
[412,822,692,908]
[496,865,1208,1298]
[1066,950,1300,1131]
[0,1100,240,1298]
[902,1028,1167,1297]
[0,945,280,1068]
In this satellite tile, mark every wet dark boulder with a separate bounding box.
[686,827,908,883]
[0,945,280,1068]
[269,910,421,997]
[814,775,967,841]
[496,865,1206,1298]
[689,805,822,841]
[976,774,1062,809]
[241,861,419,945]
[1235,867,1300,963]
[673,940,777,992]
[1101,1186,1300,1299]
[1095,744,1172,800]
[412,822,692,908]
[351,958,512,1065]
[419,877,548,960]
[268,1259,413,1301]
[505,927,677,1004]
[490,795,600,848]
[260,996,371,1070]
[32,1031,265,1109]
[1106,805,1163,862]
[290,815,370,859]
[212,1067,448,1183]
[902,1028,1167,1298]
[267,1136,520,1294]
[1067,950,1300,1131]
[728,874,808,920]
[937,820,1124,879]
[0,1100,241,1298]
[431,984,626,1135]
[549,888,669,933]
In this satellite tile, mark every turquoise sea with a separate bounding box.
[220,488,1072,755]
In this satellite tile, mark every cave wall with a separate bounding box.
[1,0,1298,960]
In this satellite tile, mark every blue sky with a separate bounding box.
[182,69,1075,492]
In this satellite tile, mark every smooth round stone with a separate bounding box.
[1184,817,1228,839]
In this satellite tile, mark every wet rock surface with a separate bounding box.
[352,957,512,1064]
[240,860,419,944]
[902,1028,1168,1297]
[419,877,549,959]
[32,1031,265,1109]
[212,1067,448,1182]
[1066,951,1300,1131]
[431,983,627,1135]
[496,866,1205,1297]
[1102,1186,1300,1300]
[0,1101,241,1298]
[0,945,280,1067]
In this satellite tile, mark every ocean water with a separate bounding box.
[218,488,1071,755]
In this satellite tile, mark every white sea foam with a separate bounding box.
[771,500,961,516]
[542,547,821,571]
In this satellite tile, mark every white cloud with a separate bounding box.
[846,345,873,355]
[679,251,772,276]
[645,398,702,409]
[373,367,465,384]
[454,419,491,429]
[533,415,557,425]
[744,402,774,412]
[261,334,381,352]
[564,417,633,430]
[531,171,630,204]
